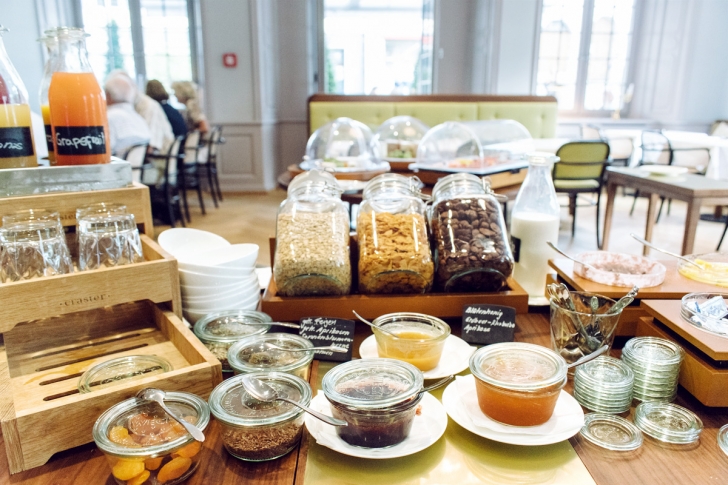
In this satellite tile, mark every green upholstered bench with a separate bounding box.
[308,94,558,139]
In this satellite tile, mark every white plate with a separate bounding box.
[305,392,447,459]
[442,375,584,446]
[639,165,689,177]
[359,334,476,379]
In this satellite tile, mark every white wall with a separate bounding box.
[494,0,539,95]
[433,0,476,93]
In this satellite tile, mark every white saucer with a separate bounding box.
[358,334,476,379]
[442,375,584,446]
[305,392,447,459]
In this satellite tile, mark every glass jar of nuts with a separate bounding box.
[357,173,434,294]
[430,173,514,292]
[273,170,351,296]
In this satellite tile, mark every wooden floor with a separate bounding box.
[155,189,728,266]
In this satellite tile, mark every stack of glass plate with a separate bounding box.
[634,402,703,444]
[621,337,683,402]
[574,356,634,413]
[579,413,643,451]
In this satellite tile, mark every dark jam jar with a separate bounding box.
[321,359,423,448]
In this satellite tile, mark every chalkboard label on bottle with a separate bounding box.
[299,316,355,362]
[54,126,107,155]
[0,127,34,158]
[44,125,54,153]
[512,236,521,263]
[461,304,517,345]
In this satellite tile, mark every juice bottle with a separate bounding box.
[48,27,110,165]
[39,29,59,164]
[0,25,37,168]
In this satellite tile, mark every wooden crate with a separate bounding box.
[0,234,182,326]
[0,300,222,474]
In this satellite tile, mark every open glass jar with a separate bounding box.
[273,170,351,296]
[357,173,434,294]
[227,333,314,380]
[209,372,312,461]
[193,310,272,372]
[469,342,567,426]
[430,173,514,292]
[371,313,450,371]
[93,391,210,485]
[322,358,424,448]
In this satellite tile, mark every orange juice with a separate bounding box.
[0,103,37,168]
[40,104,55,164]
[48,72,110,165]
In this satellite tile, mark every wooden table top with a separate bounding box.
[606,167,728,199]
[3,312,728,484]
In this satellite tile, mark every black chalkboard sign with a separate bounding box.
[461,304,517,346]
[299,316,355,362]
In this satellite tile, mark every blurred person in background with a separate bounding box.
[107,70,174,153]
[171,81,209,134]
[146,79,187,139]
[104,76,151,156]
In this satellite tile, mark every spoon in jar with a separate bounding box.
[630,233,703,269]
[417,375,454,397]
[352,311,399,338]
[566,344,609,369]
[547,242,599,271]
[265,343,348,353]
[136,388,205,442]
[240,375,347,427]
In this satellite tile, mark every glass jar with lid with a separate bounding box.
[357,173,434,294]
[209,372,312,461]
[273,170,351,296]
[371,116,429,163]
[322,358,424,447]
[193,310,273,372]
[93,391,210,485]
[430,173,514,292]
[227,333,314,380]
[78,355,172,393]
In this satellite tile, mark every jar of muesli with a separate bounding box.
[273,170,351,296]
[430,173,513,292]
[357,173,434,294]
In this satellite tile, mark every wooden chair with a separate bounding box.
[553,141,610,248]
[142,136,186,227]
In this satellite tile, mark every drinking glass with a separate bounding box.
[0,218,73,282]
[77,203,143,270]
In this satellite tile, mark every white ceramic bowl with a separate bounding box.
[183,297,260,321]
[178,263,256,278]
[177,244,259,268]
[182,284,260,304]
[183,289,259,309]
[181,280,260,301]
[158,228,230,256]
[178,268,256,286]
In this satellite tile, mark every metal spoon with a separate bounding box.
[268,322,301,329]
[550,283,602,351]
[630,233,702,269]
[240,375,347,427]
[547,241,599,271]
[352,310,399,338]
[606,286,640,315]
[136,388,205,442]
[418,375,454,396]
[566,344,609,369]
[265,343,348,353]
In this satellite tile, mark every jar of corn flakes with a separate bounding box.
[357,173,434,294]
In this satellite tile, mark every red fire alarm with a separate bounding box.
[222,53,237,68]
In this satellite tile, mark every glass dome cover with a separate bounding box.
[371,116,429,161]
[462,120,534,165]
[415,121,483,169]
[304,117,377,171]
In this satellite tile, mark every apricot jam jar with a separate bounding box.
[469,342,567,426]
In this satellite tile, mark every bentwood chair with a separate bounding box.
[120,143,149,184]
[142,136,186,227]
[197,125,225,207]
[553,141,610,248]
[178,130,206,222]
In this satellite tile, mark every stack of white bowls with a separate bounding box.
[158,228,260,323]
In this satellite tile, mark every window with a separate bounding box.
[535,0,637,114]
[81,0,194,91]
[322,0,433,95]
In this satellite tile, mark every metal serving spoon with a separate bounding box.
[352,310,399,338]
[607,286,640,315]
[265,343,348,353]
[630,233,702,269]
[547,241,599,271]
[240,375,347,427]
[418,375,454,396]
[566,344,609,369]
[136,388,205,442]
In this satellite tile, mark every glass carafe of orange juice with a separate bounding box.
[0,25,37,169]
[39,29,59,164]
[48,27,110,165]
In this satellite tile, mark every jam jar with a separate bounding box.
[357,173,434,294]
[227,333,314,380]
[93,391,210,485]
[322,358,424,447]
[370,312,450,371]
[430,173,513,292]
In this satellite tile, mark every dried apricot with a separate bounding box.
[157,456,192,483]
[127,469,150,485]
[174,441,201,458]
[144,457,163,470]
[112,459,145,481]
[108,426,140,448]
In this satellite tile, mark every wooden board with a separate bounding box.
[412,166,527,189]
[0,182,154,235]
[641,299,728,362]
[636,316,728,407]
[0,300,222,474]
[287,164,389,182]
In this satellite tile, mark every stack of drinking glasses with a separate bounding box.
[76,203,144,270]
[621,337,683,402]
[574,356,634,413]
[0,209,73,282]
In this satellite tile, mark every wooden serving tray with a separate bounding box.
[287,164,389,182]
[0,300,222,473]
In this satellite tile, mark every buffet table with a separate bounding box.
[3,311,727,485]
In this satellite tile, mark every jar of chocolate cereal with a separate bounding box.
[430,173,513,292]
[357,173,434,294]
[273,170,351,296]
